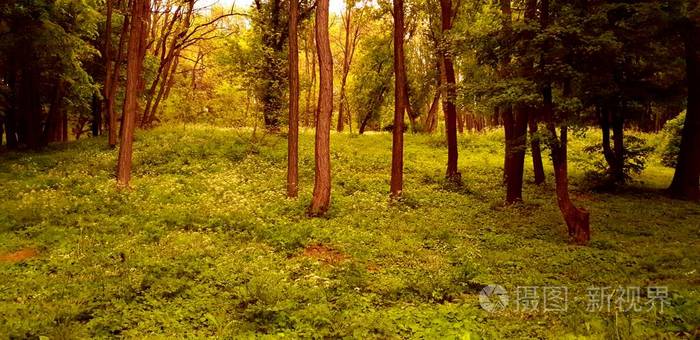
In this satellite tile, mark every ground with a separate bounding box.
[0,125,698,338]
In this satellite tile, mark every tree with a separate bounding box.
[337,0,363,132]
[288,0,300,198]
[669,0,700,200]
[439,0,460,184]
[308,0,332,216]
[390,0,407,198]
[540,0,590,245]
[117,0,149,187]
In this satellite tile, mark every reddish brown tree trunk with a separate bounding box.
[117,0,149,187]
[669,18,700,200]
[439,0,460,183]
[287,0,299,198]
[390,0,407,198]
[308,0,333,216]
[109,5,130,147]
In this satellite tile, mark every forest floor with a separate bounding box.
[0,125,698,338]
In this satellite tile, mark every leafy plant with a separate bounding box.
[660,111,685,168]
[583,135,654,186]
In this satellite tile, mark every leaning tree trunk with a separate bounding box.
[439,0,461,184]
[116,0,149,187]
[390,0,407,198]
[308,0,333,216]
[109,6,130,147]
[669,21,700,200]
[287,0,299,198]
[541,0,589,245]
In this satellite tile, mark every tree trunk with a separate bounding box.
[669,21,700,200]
[529,113,545,184]
[19,64,43,150]
[4,70,18,149]
[44,81,65,144]
[103,0,114,138]
[337,6,352,132]
[599,106,625,183]
[287,0,299,198]
[504,107,528,203]
[540,0,589,244]
[440,0,460,184]
[91,93,102,136]
[424,89,440,133]
[390,0,407,198]
[308,0,333,216]
[117,0,149,188]
[108,5,130,148]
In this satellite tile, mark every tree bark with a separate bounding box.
[109,5,130,148]
[599,106,625,183]
[503,106,528,203]
[669,20,700,200]
[103,0,113,137]
[529,113,545,184]
[18,63,43,150]
[287,0,299,198]
[91,93,102,136]
[308,0,333,216]
[424,88,440,133]
[117,0,149,187]
[440,0,461,184]
[44,80,65,144]
[390,0,407,198]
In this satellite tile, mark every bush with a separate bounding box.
[583,135,653,186]
[660,111,685,168]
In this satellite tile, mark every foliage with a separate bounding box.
[0,125,698,338]
[582,135,654,187]
[660,111,686,168]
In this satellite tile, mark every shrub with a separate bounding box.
[660,111,685,168]
[583,135,653,186]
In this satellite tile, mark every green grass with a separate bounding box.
[0,125,698,338]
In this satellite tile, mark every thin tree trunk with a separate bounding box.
[390,0,407,197]
[103,0,113,136]
[439,0,460,184]
[4,69,18,149]
[117,0,149,187]
[109,6,130,148]
[308,0,333,216]
[287,0,299,198]
[337,6,352,132]
[91,93,102,136]
[669,20,700,200]
[529,113,545,184]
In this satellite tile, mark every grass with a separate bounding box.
[0,125,698,338]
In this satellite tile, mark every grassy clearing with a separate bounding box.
[0,125,698,338]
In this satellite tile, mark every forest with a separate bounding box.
[0,0,699,338]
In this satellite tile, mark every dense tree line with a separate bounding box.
[0,0,698,244]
